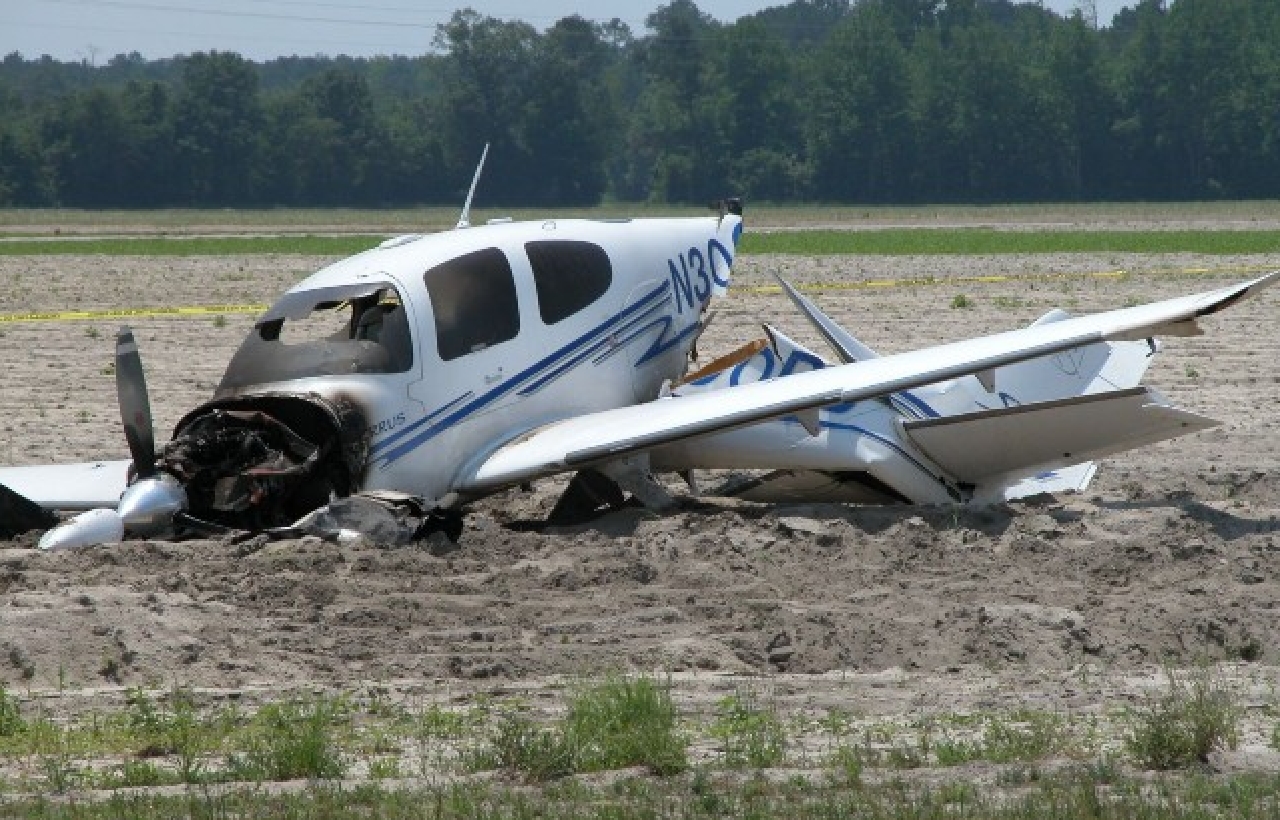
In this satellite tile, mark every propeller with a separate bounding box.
[39,328,187,549]
[116,327,157,479]
[113,327,186,535]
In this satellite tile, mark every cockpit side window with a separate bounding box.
[526,240,613,325]
[424,247,520,361]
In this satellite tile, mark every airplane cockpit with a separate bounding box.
[216,282,414,396]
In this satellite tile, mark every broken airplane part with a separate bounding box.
[0,196,1275,547]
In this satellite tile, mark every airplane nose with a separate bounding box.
[116,473,188,535]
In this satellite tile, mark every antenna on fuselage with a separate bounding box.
[456,142,490,229]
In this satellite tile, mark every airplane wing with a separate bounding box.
[459,272,1277,491]
[0,460,131,510]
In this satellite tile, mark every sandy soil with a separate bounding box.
[0,248,1277,766]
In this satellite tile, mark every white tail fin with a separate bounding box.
[456,142,489,229]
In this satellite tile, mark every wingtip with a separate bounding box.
[1254,269,1280,291]
[1197,269,1280,317]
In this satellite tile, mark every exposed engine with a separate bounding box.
[164,394,367,530]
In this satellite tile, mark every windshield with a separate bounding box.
[216,282,413,395]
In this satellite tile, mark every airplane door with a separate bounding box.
[404,246,531,438]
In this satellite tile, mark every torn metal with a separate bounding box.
[163,393,367,530]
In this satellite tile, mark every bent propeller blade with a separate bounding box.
[115,326,157,479]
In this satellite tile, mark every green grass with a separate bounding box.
[1125,666,1240,770]
[926,710,1075,766]
[474,676,688,781]
[3,228,1280,256]
[225,696,349,782]
[740,228,1280,255]
[0,671,1272,817]
[710,689,788,769]
[563,676,688,775]
[5,767,1280,819]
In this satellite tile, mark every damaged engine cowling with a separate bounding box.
[162,393,368,530]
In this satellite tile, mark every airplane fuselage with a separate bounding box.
[201,215,742,511]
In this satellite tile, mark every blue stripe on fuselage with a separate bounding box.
[818,418,942,487]
[894,390,940,419]
[375,280,672,466]
[524,298,671,394]
[370,391,471,456]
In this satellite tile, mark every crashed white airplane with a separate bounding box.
[0,190,1275,547]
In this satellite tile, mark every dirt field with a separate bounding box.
[0,245,1278,788]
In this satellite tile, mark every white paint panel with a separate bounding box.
[0,460,131,510]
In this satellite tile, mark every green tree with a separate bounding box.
[172,51,263,204]
[875,0,943,44]
[42,88,131,206]
[1110,0,1179,197]
[0,82,52,205]
[116,80,176,205]
[806,5,912,202]
[722,18,808,200]
[434,11,540,204]
[302,68,384,203]
[627,0,729,203]
[742,0,851,48]
[1159,0,1276,196]
[909,11,1065,202]
[1045,12,1118,199]
[519,16,620,205]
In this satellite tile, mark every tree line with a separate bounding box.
[2,0,1278,208]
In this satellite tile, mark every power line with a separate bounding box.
[7,0,1114,63]
[36,0,446,30]
[31,0,651,31]
[3,20,435,56]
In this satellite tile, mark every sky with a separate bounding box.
[3,0,1135,63]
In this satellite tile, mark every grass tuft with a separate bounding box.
[565,676,688,776]
[1126,666,1240,769]
[478,675,688,781]
[226,695,348,782]
[711,689,788,769]
[929,711,1071,766]
[482,712,579,781]
[0,686,23,737]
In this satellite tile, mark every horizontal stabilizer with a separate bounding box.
[0,460,130,511]
[902,387,1217,486]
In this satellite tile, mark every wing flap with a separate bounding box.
[459,272,1276,491]
[901,387,1218,484]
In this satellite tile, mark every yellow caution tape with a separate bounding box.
[0,304,267,324]
[1,264,1271,322]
